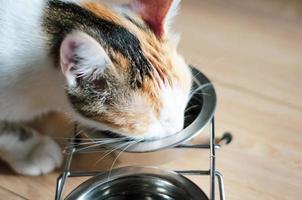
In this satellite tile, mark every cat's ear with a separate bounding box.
[60,31,110,86]
[129,0,180,38]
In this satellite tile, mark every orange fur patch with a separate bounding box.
[140,77,162,117]
[95,111,150,136]
[82,2,123,26]
[108,48,130,70]
[125,16,179,84]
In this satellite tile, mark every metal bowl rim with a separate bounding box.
[65,166,209,200]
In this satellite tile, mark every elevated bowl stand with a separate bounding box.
[55,67,226,200]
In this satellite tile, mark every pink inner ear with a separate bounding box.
[130,0,173,37]
[60,39,77,75]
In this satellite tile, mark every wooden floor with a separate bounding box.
[1,0,302,199]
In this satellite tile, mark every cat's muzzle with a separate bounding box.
[84,66,216,153]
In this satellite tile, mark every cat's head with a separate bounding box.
[59,0,192,139]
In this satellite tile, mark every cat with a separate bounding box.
[0,0,192,176]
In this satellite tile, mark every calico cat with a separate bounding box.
[0,0,192,175]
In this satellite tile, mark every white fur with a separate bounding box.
[144,84,190,139]
[0,0,106,175]
[0,0,70,121]
[144,43,192,139]
[0,0,109,121]
[165,0,181,31]
[0,130,62,176]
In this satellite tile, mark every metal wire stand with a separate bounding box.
[55,117,225,200]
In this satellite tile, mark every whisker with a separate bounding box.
[70,139,123,153]
[185,105,200,112]
[189,83,212,99]
[107,139,143,180]
[184,115,194,119]
[74,129,84,137]
[192,91,211,96]
[68,138,130,146]
[93,140,136,167]
[191,70,201,81]
[53,136,130,141]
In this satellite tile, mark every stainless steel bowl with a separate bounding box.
[65,166,209,200]
[85,66,216,153]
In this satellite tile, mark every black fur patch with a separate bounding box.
[43,0,152,87]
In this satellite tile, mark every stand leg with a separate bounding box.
[55,175,63,200]
[216,171,225,200]
[55,123,80,200]
[210,117,216,200]
[55,145,75,200]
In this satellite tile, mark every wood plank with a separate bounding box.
[0,0,301,200]
[214,84,302,200]
[175,0,302,110]
[0,187,26,200]
[0,162,59,200]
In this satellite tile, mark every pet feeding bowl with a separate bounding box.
[55,66,226,200]
[65,167,208,200]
